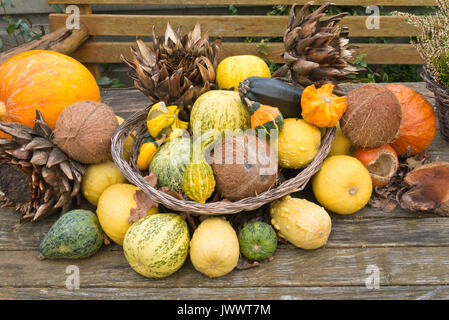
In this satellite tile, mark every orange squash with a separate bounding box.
[0,50,100,138]
[385,84,436,156]
[301,83,347,128]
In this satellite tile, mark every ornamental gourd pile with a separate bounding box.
[0,13,442,282]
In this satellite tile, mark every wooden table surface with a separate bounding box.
[2,82,449,300]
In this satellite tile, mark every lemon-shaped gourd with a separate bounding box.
[96,184,158,245]
[216,55,271,91]
[278,118,321,169]
[312,155,372,215]
[190,217,239,278]
[124,214,190,278]
[81,161,126,206]
[270,196,331,250]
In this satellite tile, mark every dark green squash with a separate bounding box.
[238,76,303,118]
[39,209,103,260]
[238,221,278,261]
[245,98,284,137]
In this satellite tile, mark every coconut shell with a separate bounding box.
[53,101,119,164]
[341,84,402,148]
[211,134,277,201]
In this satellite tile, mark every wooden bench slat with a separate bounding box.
[2,247,449,287]
[2,286,449,300]
[49,14,419,38]
[68,41,423,64]
[47,0,437,6]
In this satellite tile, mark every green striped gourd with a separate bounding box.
[149,137,191,192]
[123,213,190,278]
[238,221,278,261]
[39,209,103,260]
[182,132,217,203]
[245,98,284,137]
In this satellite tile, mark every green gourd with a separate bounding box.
[238,221,278,261]
[182,132,217,203]
[238,76,303,119]
[39,209,103,260]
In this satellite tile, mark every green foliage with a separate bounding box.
[228,5,238,16]
[1,0,45,48]
[267,5,288,16]
[437,52,449,87]
[50,4,65,13]
[97,64,127,88]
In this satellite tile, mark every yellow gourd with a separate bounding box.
[137,136,165,171]
[216,55,271,91]
[301,84,347,128]
[312,155,372,215]
[190,217,240,277]
[277,118,321,169]
[270,195,332,250]
[146,102,188,141]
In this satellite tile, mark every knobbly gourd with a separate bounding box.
[149,137,191,192]
[81,161,127,206]
[238,222,278,261]
[216,55,271,91]
[39,209,103,259]
[244,98,284,137]
[270,196,331,250]
[312,155,372,215]
[124,213,190,278]
[301,84,347,127]
[238,76,303,119]
[190,90,250,137]
[146,102,188,141]
[277,118,321,169]
[190,217,240,278]
[0,50,100,138]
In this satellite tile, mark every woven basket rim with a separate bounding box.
[111,105,336,215]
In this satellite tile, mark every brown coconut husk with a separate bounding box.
[53,101,119,164]
[341,84,402,148]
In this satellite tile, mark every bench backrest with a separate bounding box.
[47,0,434,77]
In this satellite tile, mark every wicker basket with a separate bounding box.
[111,105,336,215]
[422,66,449,142]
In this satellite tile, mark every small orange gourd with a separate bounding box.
[385,84,436,156]
[301,84,347,128]
[0,50,100,138]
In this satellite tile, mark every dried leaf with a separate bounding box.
[236,256,260,270]
[128,190,159,223]
[144,172,158,188]
[160,187,185,200]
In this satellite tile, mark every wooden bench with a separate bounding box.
[46,0,434,78]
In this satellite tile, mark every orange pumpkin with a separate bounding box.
[301,83,347,128]
[385,84,436,156]
[0,50,100,138]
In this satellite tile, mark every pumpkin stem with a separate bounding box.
[0,101,6,121]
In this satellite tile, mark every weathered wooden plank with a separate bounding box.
[1,205,449,249]
[49,14,419,38]
[2,285,449,300]
[68,41,423,64]
[1,247,449,287]
[46,0,438,6]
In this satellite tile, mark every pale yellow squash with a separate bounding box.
[216,55,271,91]
[190,217,239,278]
